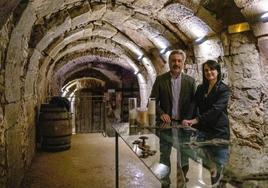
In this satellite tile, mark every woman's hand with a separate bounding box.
[191,118,198,125]
[182,120,192,126]
[182,118,199,126]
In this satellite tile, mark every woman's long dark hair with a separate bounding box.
[202,60,222,86]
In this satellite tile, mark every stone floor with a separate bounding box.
[20,133,160,188]
[20,133,242,188]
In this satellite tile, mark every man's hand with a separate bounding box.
[160,114,171,123]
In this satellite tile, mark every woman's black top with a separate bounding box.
[194,81,230,140]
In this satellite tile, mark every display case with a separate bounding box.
[112,122,230,188]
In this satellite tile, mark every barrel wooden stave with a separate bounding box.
[39,103,72,151]
[42,135,71,146]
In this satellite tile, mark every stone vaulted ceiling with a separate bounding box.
[3,0,225,106]
[1,0,268,106]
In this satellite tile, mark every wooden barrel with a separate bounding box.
[39,104,72,151]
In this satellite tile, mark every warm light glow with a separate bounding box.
[141,57,156,76]
[68,89,77,99]
[62,90,68,97]
[124,41,144,59]
[61,77,106,97]
[61,81,78,97]
[152,36,170,50]
[137,73,146,84]
[62,81,76,92]
[196,39,220,60]
[136,73,148,108]
[126,58,140,74]
[191,22,209,39]
[228,22,250,34]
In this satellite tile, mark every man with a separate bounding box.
[150,49,196,123]
[150,49,196,187]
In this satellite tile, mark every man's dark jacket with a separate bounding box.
[150,72,196,121]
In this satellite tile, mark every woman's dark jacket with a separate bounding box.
[194,81,230,140]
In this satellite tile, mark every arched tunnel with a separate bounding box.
[0,0,267,187]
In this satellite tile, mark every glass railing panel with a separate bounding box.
[113,122,230,187]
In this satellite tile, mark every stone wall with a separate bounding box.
[258,36,268,144]
[0,16,12,188]
[222,31,268,179]
[0,2,37,188]
[0,0,21,30]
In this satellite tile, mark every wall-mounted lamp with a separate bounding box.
[160,47,168,54]
[137,55,144,61]
[260,12,268,22]
[228,22,250,34]
[248,12,268,23]
[194,36,207,45]
[134,71,139,75]
[160,46,172,55]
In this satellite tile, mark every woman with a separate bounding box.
[182,60,230,186]
[182,60,230,140]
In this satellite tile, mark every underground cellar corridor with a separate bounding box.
[0,0,268,187]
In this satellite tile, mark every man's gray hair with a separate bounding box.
[169,49,187,62]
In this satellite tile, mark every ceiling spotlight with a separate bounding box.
[249,12,268,23]
[160,48,167,54]
[194,36,207,45]
[260,12,268,22]
[160,46,171,55]
[134,71,139,75]
[137,55,144,61]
